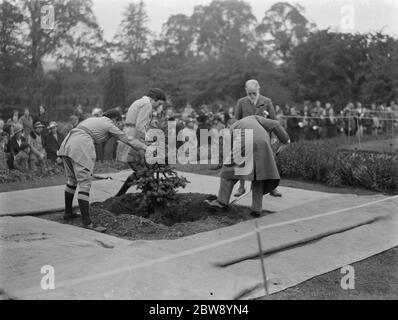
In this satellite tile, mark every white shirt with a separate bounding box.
[125,96,152,140]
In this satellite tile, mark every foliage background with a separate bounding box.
[1,0,397,120]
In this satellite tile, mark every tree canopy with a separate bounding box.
[0,0,397,120]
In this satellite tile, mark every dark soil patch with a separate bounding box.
[40,193,256,241]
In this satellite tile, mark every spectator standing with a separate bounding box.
[370,103,381,136]
[73,104,86,122]
[103,114,123,161]
[361,107,373,136]
[313,100,325,117]
[300,104,310,140]
[355,102,365,139]
[34,105,49,136]
[20,108,34,138]
[44,121,64,164]
[318,108,328,139]
[343,103,357,136]
[0,132,10,170]
[325,108,338,138]
[7,110,22,137]
[182,104,194,121]
[28,121,46,171]
[286,106,301,143]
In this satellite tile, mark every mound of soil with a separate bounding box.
[40,193,258,241]
[101,193,225,225]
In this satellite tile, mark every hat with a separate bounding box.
[13,124,24,134]
[47,121,58,129]
[34,121,45,128]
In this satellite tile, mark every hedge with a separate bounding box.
[276,140,398,194]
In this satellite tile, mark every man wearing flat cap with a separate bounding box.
[44,121,64,164]
[28,121,47,171]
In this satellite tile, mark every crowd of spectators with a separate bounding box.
[280,100,398,143]
[0,106,65,172]
[1,99,397,173]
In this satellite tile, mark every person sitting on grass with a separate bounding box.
[28,121,47,171]
[13,142,30,173]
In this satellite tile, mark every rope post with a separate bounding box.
[255,220,269,296]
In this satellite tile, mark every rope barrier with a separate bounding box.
[279,115,398,121]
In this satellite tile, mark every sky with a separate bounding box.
[92,0,398,41]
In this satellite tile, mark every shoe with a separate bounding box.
[234,188,246,197]
[63,212,80,222]
[270,189,282,197]
[250,211,261,218]
[204,199,227,209]
[83,223,107,233]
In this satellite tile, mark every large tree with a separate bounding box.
[158,14,194,59]
[114,1,151,64]
[290,30,398,107]
[22,0,100,75]
[257,2,316,63]
[55,17,110,73]
[0,0,25,97]
[190,0,257,59]
[104,66,127,109]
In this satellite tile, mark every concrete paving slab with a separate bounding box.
[0,171,335,216]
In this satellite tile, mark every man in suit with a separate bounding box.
[7,124,26,169]
[205,116,290,217]
[234,79,282,197]
[44,121,64,164]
